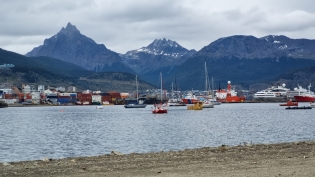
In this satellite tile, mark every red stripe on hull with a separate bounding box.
[294,96,315,102]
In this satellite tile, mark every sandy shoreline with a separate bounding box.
[1,141,315,177]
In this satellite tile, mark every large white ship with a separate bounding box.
[254,83,290,102]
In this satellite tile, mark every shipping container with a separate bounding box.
[101,95,112,103]
[58,93,73,97]
[57,98,71,104]
[58,95,71,98]
[92,95,102,103]
[79,96,92,103]
[70,93,77,97]
[3,94,13,99]
[101,93,110,96]
[26,94,32,99]
[120,93,129,98]
[109,92,121,98]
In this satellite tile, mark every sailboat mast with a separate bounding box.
[172,82,174,98]
[160,72,162,102]
[136,75,138,101]
[205,62,207,92]
[211,77,214,98]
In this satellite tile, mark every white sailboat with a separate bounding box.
[210,77,221,105]
[124,75,147,108]
[202,62,214,108]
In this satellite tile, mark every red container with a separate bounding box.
[101,95,112,103]
[40,94,46,99]
[109,92,121,98]
[3,94,13,99]
[26,93,32,99]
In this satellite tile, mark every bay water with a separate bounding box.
[1,103,314,162]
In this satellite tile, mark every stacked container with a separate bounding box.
[101,93,112,104]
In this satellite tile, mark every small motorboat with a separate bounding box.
[96,105,104,109]
[152,103,168,114]
[279,100,298,106]
[202,100,214,108]
[187,101,203,110]
[309,102,315,108]
[285,106,312,110]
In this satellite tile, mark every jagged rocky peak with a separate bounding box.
[128,38,189,58]
[59,22,81,35]
[148,38,179,48]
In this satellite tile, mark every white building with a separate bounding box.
[56,86,66,92]
[38,85,45,93]
[67,86,76,92]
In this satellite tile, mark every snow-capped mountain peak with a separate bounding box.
[127,38,189,58]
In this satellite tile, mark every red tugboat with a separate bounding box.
[279,99,298,106]
[215,81,245,103]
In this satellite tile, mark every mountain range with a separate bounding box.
[120,38,196,84]
[4,22,315,92]
[0,48,154,92]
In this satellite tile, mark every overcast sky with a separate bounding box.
[1,0,315,55]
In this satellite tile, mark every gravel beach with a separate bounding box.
[1,141,315,177]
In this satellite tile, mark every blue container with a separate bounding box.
[57,98,70,104]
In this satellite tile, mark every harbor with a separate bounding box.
[1,81,315,107]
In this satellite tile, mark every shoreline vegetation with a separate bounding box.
[1,141,315,177]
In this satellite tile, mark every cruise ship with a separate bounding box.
[293,84,315,102]
[254,83,290,102]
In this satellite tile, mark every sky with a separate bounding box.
[1,0,315,55]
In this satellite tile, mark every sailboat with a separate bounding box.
[167,81,186,106]
[124,75,147,108]
[210,77,221,105]
[202,62,214,108]
[152,72,168,114]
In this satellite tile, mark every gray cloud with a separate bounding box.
[1,0,315,55]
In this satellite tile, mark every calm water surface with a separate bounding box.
[1,103,314,162]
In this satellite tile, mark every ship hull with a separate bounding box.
[217,96,245,103]
[182,98,199,104]
[254,96,288,102]
[294,96,315,102]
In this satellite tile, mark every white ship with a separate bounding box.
[254,83,290,102]
[286,84,311,100]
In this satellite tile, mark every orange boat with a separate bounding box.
[279,100,298,106]
[216,81,245,103]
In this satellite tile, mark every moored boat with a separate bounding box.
[182,92,199,104]
[202,100,214,108]
[254,83,290,102]
[279,100,298,106]
[294,84,315,102]
[285,106,312,110]
[216,81,245,103]
[152,72,168,114]
[168,98,186,106]
[124,75,147,108]
[310,102,315,108]
[187,101,203,110]
[152,103,168,114]
[96,105,104,109]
